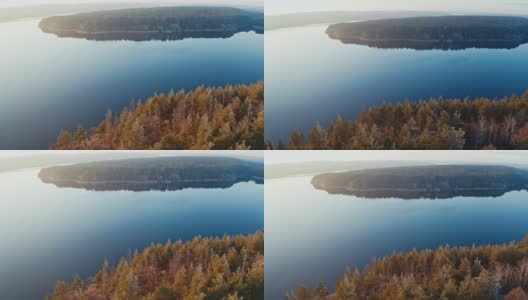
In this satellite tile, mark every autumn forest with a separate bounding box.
[269,93,528,150]
[51,82,264,150]
[287,234,528,300]
[46,232,264,300]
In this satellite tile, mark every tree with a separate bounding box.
[51,281,71,299]
[74,125,87,148]
[72,274,83,293]
[146,287,178,300]
[288,129,305,150]
[309,122,328,150]
[505,288,528,300]
[335,268,358,300]
[155,134,187,150]
[437,124,466,150]
[103,110,114,147]
[512,124,528,149]
[53,130,73,149]
[328,115,350,149]
[458,271,499,300]
[314,282,328,298]
[296,285,313,300]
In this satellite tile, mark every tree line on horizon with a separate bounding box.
[287,234,528,300]
[268,93,528,150]
[47,231,264,300]
[51,82,264,150]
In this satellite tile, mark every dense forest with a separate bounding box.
[287,234,528,300]
[311,165,528,199]
[51,82,264,150]
[46,231,264,300]
[39,156,264,191]
[269,92,528,150]
[39,6,264,41]
[326,16,528,50]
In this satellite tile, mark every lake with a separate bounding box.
[265,24,528,142]
[265,175,528,300]
[0,19,263,149]
[0,168,263,300]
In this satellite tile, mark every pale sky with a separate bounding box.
[266,0,528,15]
[266,150,528,165]
[0,150,263,160]
[0,0,263,8]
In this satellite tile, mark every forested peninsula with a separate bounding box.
[51,82,264,150]
[327,16,528,50]
[46,231,264,300]
[311,165,528,199]
[39,6,264,41]
[38,157,264,191]
[269,92,528,150]
[288,234,528,300]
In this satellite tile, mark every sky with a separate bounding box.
[0,0,263,8]
[0,150,263,160]
[266,150,528,165]
[265,0,528,15]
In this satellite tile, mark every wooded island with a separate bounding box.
[312,165,528,199]
[39,6,264,41]
[327,16,528,50]
[39,157,264,191]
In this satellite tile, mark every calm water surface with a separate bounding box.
[265,24,528,141]
[0,19,263,149]
[265,176,528,300]
[0,169,263,300]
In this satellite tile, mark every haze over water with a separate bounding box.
[265,23,528,142]
[0,19,263,149]
[0,168,263,300]
[265,175,528,300]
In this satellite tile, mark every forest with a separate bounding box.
[39,6,264,40]
[39,156,264,191]
[326,16,528,50]
[287,234,528,300]
[46,231,264,300]
[311,165,528,199]
[51,82,264,150]
[269,92,528,150]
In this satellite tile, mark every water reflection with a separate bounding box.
[39,177,264,191]
[42,28,264,41]
[326,32,527,50]
[312,185,528,199]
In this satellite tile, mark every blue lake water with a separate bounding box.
[0,169,263,300]
[0,19,263,149]
[265,175,528,300]
[265,24,528,142]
